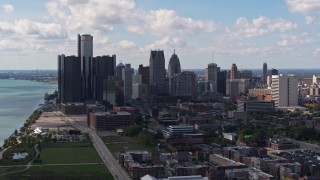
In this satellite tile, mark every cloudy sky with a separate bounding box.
[1,0,320,70]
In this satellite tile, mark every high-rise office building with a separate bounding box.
[149,50,166,84]
[271,74,298,107]
[267,68,279,87]
[168,51,181,78]
[58,55,82,103]
[149,50,167,95]
[263,62,268,84]
[116,63,125,81]
[217,71,227,95]
[138,64,149,85]
[58,34,117,104]
[205,63,218,92]
[230,63,238,79]
[103,76,116,105]
[79,34,94,100]
[122,64,134,98]
[170,71,197,98]
[93,55,116,102]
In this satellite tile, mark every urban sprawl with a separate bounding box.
[2,34,320,180]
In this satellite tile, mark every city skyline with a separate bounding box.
[1,0,320,70]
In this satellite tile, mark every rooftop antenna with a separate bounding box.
[174,49,175,54]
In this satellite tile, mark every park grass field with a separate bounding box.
[40,147,102,164]
[24,164,113,179]
[2,142,114,180]
[0,166,25,174]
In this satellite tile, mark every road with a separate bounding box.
[280,136,320,153]
[64,115,131,180]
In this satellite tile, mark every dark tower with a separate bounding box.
[58,55,82,102]
[263,62,268,84]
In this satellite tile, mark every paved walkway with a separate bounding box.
[0,144,39,177]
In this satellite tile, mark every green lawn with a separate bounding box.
[0,166,25,174]
[45,140,92,148]
[39,147,102,164]
[7,164,113,180]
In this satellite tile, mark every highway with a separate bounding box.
[64,115,131,180]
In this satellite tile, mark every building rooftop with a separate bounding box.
[93,111,131,116]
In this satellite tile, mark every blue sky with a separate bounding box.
[0,0,320,70]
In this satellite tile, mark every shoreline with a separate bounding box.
[0,107,43,151]
[0,81,57,149]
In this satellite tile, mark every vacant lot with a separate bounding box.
[102,136,156,156]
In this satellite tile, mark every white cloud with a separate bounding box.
[139,9,216,36]
[0,19,67,39]
[46,0,217,36]
[305,16,315,24]
[117,40,136,49]
[314,48,320,55]
[144,37,188,50]
[305,16,314,24]
[227,16,297,40]
[285,0,320,14]
[2,4,14,14]
[277,33,313,47]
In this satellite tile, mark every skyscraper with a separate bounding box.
[149,50,167,95]
[122,64,134,98]
[116,62,125,81]
[263,62,268,84]
[168,50,181,78]
[230,63,238,79]
[271,74,298,107]
[205,63,218,92]
[58,34,117,104]
[93,55,116,102]
[138,64,149,85]
[79,34,94,100]
[217,71,227,95]
[149,50,166,85]
[57,55,82,102]
[170,71,197,98]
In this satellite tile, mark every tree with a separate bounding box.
[134,115,144,125]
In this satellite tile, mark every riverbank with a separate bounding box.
[0,79,57,147]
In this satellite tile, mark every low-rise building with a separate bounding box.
[162,125,194,139]
[88,111,133,130]
[237,99,275,114]
[225,167,274,180]
[60,102,86,114]
[267,137,299,150]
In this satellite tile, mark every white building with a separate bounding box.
[271,74,298,107]
[132,83,148,100]
[162,125,194,139]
